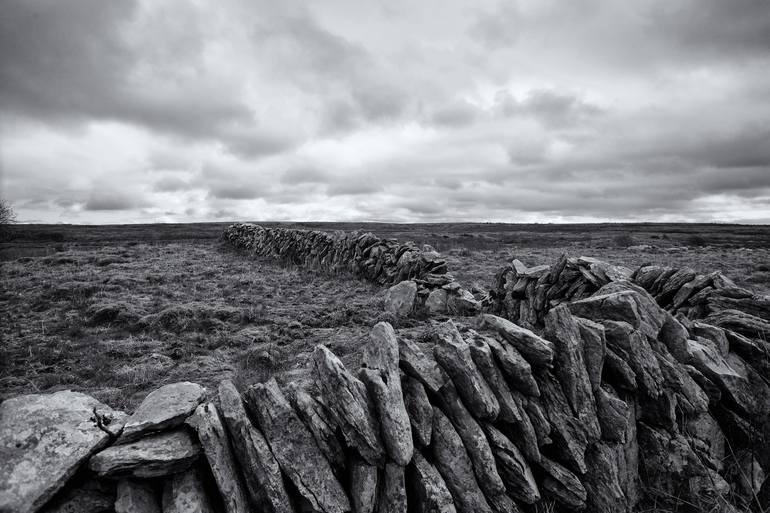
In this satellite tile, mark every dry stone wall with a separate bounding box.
[4,280,769,512]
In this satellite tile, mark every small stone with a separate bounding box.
[119,382,206,444]
[89,430,200,478]
[162,468,214,513]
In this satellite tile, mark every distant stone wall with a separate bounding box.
[223,223,449,286]
[5,283,770,512]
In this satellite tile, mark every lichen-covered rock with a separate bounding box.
[398,337,449,394]
[115,479,160,513]
[402,374,433,448]
[431,408,493,513]
[433,321,500,421]
[481,314,554,367]
[89,430,200,478]
[350,459,378,513]
[185,403,250,513]
[407,452,456,513]
[218,380,293,513]
[0,390,115,513]
[384,280,417,317]
[119,382,206,443]
[362,322,413,465]
[162,468,214,513]
[425,289,448,314]
[313,345,385,463]
[243,379,350,513]
[568,286,665,340]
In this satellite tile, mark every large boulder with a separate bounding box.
[0,391,115,513]
[384,280,417,317]
[119,382,206,443]
[89,430,200,478]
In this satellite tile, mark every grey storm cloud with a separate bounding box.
[1,0,769,223]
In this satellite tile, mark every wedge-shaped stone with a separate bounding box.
[435,381,507,503]
[584,443,629,513]
[118,382,206,443]
[468,334,523,424]
[522,396,552,447]
[0,391,114,513]
[658,312,694,364]
[162,468,214,513]
[575,317,605,391]
[651,341,709,415]
[595,385,629,443]
[482,334,539,397]
[402,374,433,447]
[313,345,385,463]
[482,424,540,504]
[433,323,499,421]
[285,383,346,475]
[603,321,663,398]
[185,403,250,513]
[218,380,293,513]
[603,348,637,391]
[115,479,160,513]
[431,408,493,513]
[544,306,600,441]
[377,463,407,513]
[481,314,554,367]
[361,322,414,465]
[398,337,449,394]
[407,452,456,513]
[350,459,378,513]
[89,430,200,478]
[506,390,542,463]
[538,457,587,510]
[538,371,590,474]
[243,379,350,513]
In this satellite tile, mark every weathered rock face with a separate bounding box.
[350,459,378,513]
[218,380,293,513]
[401,375,433,448]
[468,334,524,425]
[185,403,250,513]
[243,379,350,513]
[0,391,115,513]
[425,289,448,314]
[378,462,407,513]
[483,424,539,504]
[89,430,200,478]
[313,344,385,464]
[407,453,456,513]
[481,314,554,367]
[162,468,214,513]
[119,382,206,444]
[115,479,160,513]
[384,280,417,317]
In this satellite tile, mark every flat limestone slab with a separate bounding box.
[119,382,206,443]
[89,430,200,478]
[0,390,115,513]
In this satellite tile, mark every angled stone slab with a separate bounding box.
[313,345,385,464]
[185,403,250,513]
[481,314,554,367]
[398,337,448,394]
[89,430,200,478]
[401,374,433,448]
[243,379,350,513]
[433,321,500,421]
[218,380,293,513]
[0,391,115,513]
[118,382,206,444]
[538,457,587,510]
[468,333,523,425]
[350,459,378,513]
[482,424,539,505]
[407,452,456,513]
[482,334,539,397]
[377,462,407,513]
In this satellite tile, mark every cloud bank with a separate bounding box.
[1,0,769,223]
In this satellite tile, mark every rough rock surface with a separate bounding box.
[115,479,160,513]
[407,453,456,513]
[538,457,587,510]
[401,374,433,448]
[350,460,378,513]
[483,424,539,504]
[425,289,448,314]
[481,334,539,397]
[431,407,493,513]
[313,345,385,463]
[89,430,200,478]
[384,280,417,317]
[218,380,293,513]
[162,469,214,513]
[0,390,114,513]
[481,314,554,367]
[378,463,407,513]
[433,321,500,421]
[468,334,523,425]
[185,403,250,513]
[398,337,449,394]
[243,379,350,513]
[119,382,206,443]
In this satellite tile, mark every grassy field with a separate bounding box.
[2,222,769,410]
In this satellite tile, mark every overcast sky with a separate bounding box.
[2,0,769,224]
